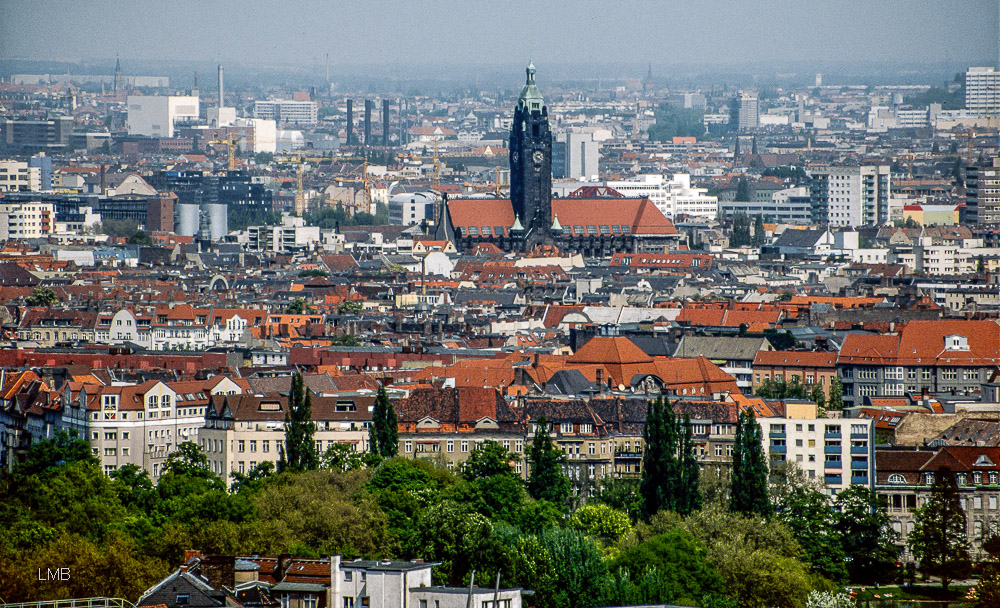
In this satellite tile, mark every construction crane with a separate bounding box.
[432,138,441,188]
[494,166,504,196]
[206,135,237,171]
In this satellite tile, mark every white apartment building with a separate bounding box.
[0,160,41,192]
[95,307,265,352]
[966,67,1000,116]
[758,402,875,496]
[245,214,320,252]
[0,201,54,239]
[253,99,318,125]
[126,95,200,138]
[809,165,892,227]
[85,376,245,480]
[200,392,374,482]
[889,242,999,276]
[604,174,718,220]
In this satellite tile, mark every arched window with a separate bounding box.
[887,473,906,484]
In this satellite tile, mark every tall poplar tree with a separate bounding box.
[910,466,971,590]
[527,414,571,505]
[730,409,771,516]
[369,384,398,458]
[278,373,318,472]
[640,397,700,517]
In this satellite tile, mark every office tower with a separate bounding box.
[965,67,1000,116]
[364,100,373,146]
[383,99,391,147]
[346,99,354,145]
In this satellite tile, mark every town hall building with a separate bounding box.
[436,63,681,255]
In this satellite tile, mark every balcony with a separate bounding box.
[614,451,642,460]
[825,474,843,485]
[824,445,842,454]
[769,432,786,439]
[769,445,787,454]
[851,460,869,470]
[824,431,842,439]
[851,446,868,455]
[851,475,870,485]
[851,433,868,440]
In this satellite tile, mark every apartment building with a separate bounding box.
[966,157,1000,226]
[201,392,374,482]
[253,99,319,125]
[837,320,1000,408]
[758,401,875,495]
[86,376,245,480]
[809,165,892,227]
[752,350,838,399]
[877,446,1000,561]
[0,200,53,239]
[966,66,1000,116]
[0,160,41,192]
[603,174,718,220]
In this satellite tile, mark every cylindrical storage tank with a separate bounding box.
[202,203,228,241]
[176,203,201,236]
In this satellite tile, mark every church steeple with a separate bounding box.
[509,62,553,250]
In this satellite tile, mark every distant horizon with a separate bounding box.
[1,0,996,71]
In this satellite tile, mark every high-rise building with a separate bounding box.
[383,99,391,147]
[346,99,354,145]
[965,67,999,116]
[731,92,759,132]
[364,99,373,145]
[553,131,599,180]
[0,116,75,153]
[0,160,41,192]
[808,165,892,227]
[252,100,318,125]
[127,95,199,137]
[966,157,1000,226]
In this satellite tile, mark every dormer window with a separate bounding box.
[945,334,969,351]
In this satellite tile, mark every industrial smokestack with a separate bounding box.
[364,99,373,147]
[383,99,391,147]
[217,64,224,108]
[346,99,353,145]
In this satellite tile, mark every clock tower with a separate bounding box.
[509,62,553,245]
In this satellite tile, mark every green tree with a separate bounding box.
[285,298,311,314]
[834,485,898,584]
[828,377,844,410]
[527,415,571,506]
[567,503,633,545]
[128,230,153,245]
[15,430,94,476]
[772,468,847,582]
[230,461,275,494]
[730,410,771,517]
[810,384,826,410]
[462,440,517,480]
[279,373,319,472]
[612,529,725,605]
[735,178,752,201]
[594,477,643,522]
[910,467,971,590]
[109,463,155,512]
[730,212,752,247]
[641,398,700,517]
[338,300,363,314]
[369,385,398,459]
[26,286,59,307]
[322,443,366,472]
[752,214,765,246]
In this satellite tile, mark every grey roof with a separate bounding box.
[673,335,772,362]
[272,582,328,592]
[627,335,677,357]
[342,560,438,572]
[773,228,825,248]
[544,369,596,396]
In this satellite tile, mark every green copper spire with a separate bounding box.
[511,214,524,232]
[518,61,544,111]
[551,213,562,231]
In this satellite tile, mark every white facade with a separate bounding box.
[126,95,200,137]
[558,131,600,180]
[605,174,718,220]
[0,160,41,192]
[758,403,875,496]
[0,201,53,239]
[253,99,318,125]
[388,191,437,226]
[809,165,892,227]
[966,67,1000,116]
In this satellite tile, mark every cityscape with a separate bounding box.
[0,1,999,608]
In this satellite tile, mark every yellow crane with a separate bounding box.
[206,135,237,171]
[494,166,505,196]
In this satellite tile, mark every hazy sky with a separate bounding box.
[1,0,997,68]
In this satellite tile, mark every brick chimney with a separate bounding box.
[201,555,236,591]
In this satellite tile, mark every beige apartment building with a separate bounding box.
[201,392,375,482]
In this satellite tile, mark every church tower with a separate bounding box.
[508,62,552,245]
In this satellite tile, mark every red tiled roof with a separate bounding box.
[753,350,837,368]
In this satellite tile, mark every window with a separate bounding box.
[461,440,469,452]
[580,423,592,433]
[250,440,257,453]
[263,440,269,453]
[304,595,318,608]
[447,441,454,453]
[405,441,412,453]
[888,473,906,484]
[560,422,573,434]
[176,595,189,606]
[345,598,355,608]
[238,440,245,453]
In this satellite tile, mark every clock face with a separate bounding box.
[532,150,544,164]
